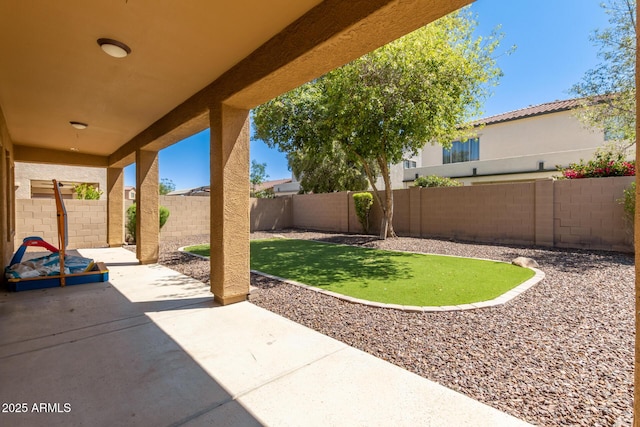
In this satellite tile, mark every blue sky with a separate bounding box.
[125,0,611,189]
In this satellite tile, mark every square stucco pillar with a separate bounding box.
[209,103,250,305]
[107,167,124,247]
[136,149,159,264]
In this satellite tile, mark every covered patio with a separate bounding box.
[0,246,530,426]
[0,0,473,303]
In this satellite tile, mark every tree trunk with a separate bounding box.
[379,216,388,240]
[378,158,396,239]
[354,154,386,237]
[352,153,396,239]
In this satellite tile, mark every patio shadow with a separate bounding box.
[0,279,262,426]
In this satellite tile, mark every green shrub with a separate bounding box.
[159,206,170,229]
[252,189,275,199]
[414,175,463,188]
[73,183,103,200]
[557,144,635,179]
[126,203,170,243]
[353,192,374,234]
[126,204,136,241]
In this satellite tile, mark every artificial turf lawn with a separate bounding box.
[184,244,211,258]
[184,239,536,306]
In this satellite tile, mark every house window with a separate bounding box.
[443,138,479,164]
[403,160,417,169]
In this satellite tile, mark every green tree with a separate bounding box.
[287,142,370,193]
[72,183,103,200]
[159,178,176,195]
[250,160,270,198]
[253,8,504,238]
[571,0,636,142]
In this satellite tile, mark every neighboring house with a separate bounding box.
[14,162,106,199]
[124,186,136,201]
[256,178,293,197]
[376,98,625,189]
[164,179,294,197]
[167,186,210,196]
[272,178,300,196]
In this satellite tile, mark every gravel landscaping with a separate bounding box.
[157,230,634,427]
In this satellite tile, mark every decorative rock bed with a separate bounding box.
[156,230,633,426]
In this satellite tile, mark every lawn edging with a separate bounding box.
[178,246,210,260]
[250,267,544,312]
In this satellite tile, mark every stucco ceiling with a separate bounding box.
[0,0,323,157]
[0,0,475,166]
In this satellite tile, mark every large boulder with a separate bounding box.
[512,256,539,268]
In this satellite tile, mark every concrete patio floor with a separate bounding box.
[0,247,532,426]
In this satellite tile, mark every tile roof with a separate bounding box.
[167,186,210,196]
[473,98,588,126]
[255,178,292,192]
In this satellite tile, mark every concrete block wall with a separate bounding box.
[420,183,536,245]
[292,192,350,232]
[250,197,292,232]
[554,176,633,251]
[390,190,410,235]
[260,176,633,252]
[157,195,210,240]
[13,177,635,253]
[126,196,294,241]
[534,180,555,246]
[324,185,536,245]
[15,199,107,250]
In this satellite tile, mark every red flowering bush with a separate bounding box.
[558,146,635,179]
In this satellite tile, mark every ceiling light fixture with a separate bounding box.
[69,121,88,130]
[97,38,131,58]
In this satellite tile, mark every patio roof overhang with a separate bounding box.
[0,0,475,302]
[0,0,473,168]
